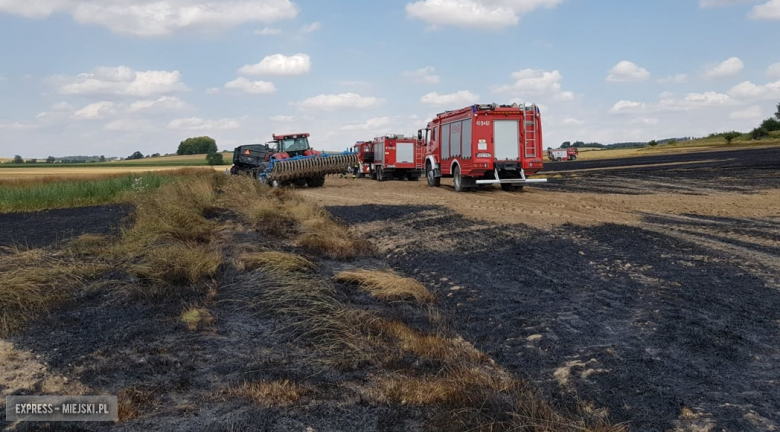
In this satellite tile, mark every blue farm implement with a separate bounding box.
[230,133,358,188]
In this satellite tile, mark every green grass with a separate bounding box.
[0,172,173,213]
[0,152,233,168]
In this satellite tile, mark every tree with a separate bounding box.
[99,155,106,162]
[46,156,55,164]
[151,153,161,157]
[28,158,37,164]
[751,127,769,140]
[648,140,658,147]
[776,102,780,121]
[561,141,571,148]
[206,151,225,166]
[127,151,144,160]
[723,131,741,144]
[177,136,218,155]
[760,117,780,132]
[12,155,23,164]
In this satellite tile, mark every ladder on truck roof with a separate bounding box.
[520,103,538,158]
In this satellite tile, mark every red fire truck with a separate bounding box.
[417,103,547,192]
[353,141,374,177]
[547,147,578,161]
[367,134,424,181]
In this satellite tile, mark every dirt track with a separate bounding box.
[301,146,780,431]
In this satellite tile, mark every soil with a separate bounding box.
[311,147,780,432]
[1,218,431,431]
[2,146,778,431]
[0,204,135,249]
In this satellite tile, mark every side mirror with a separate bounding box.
[417,129,423,143]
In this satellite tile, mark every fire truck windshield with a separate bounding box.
[279,137,309,152]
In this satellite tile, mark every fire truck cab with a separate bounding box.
[417,103,548,192]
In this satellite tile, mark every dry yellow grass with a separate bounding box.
[220,379,308,407]
[334,269,436,303]
[239,251,317,274]
[180,305,215,331]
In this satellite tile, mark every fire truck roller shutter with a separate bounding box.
[494,120,520,161]
[442,123,451,160]
[462,119,472,157]
[396,142,415,163]
[450,122,461,157]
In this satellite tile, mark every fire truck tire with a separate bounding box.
[569,155,577,161]
[453,165,465,192]
[426,163,440,187]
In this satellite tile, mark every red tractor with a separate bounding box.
[367,134,424,181]
[230,132,357,187]
[417,103,547,192]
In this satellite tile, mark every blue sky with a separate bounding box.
[1,0,779,158]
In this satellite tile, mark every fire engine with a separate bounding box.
[547,147,578,161]
[353,141,374,177]
[417,103,547,192]
[361,135,424,181]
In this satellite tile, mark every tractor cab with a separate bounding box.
[268,133,317,158]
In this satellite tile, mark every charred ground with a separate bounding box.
[315,146,780,431]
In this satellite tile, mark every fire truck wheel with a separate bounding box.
[453,165,465,192]
[426,163,440,187]
[569,155,577,161]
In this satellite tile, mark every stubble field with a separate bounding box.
[1,144,779,431]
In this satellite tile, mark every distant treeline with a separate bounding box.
[556,137,695,150]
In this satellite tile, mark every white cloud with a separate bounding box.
[749,0,780,19]
[492,69,574,101]
[405,0,565,29]
[767,62,780,78]
[104,119,156,132]
[129,96,191,113]
[50,66,189,98]
[339,117,392,131]
[0,122,39,131]
[0,0,299,37]
[301,22,321,33]
[657,74,688,84]
[238,53,311,76]
[292,93,385,111]
[729,105,763,120]
[702,57,744,79]
[402,66,441,84]
[73,101,117,119]
[205,87,221,94]
[609,100,648,114]
[420,90,480,106]
[610,91,736,114]
[270,115,294,122]
[606,61,650,82]
[0,75,6,81]
[630,117,660,125]
[168,117,241,130]
[255,27,281,35]
[699,0,752,7]
[727,79,780,100]
[223,77,277,94]
[562,118,585,125]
